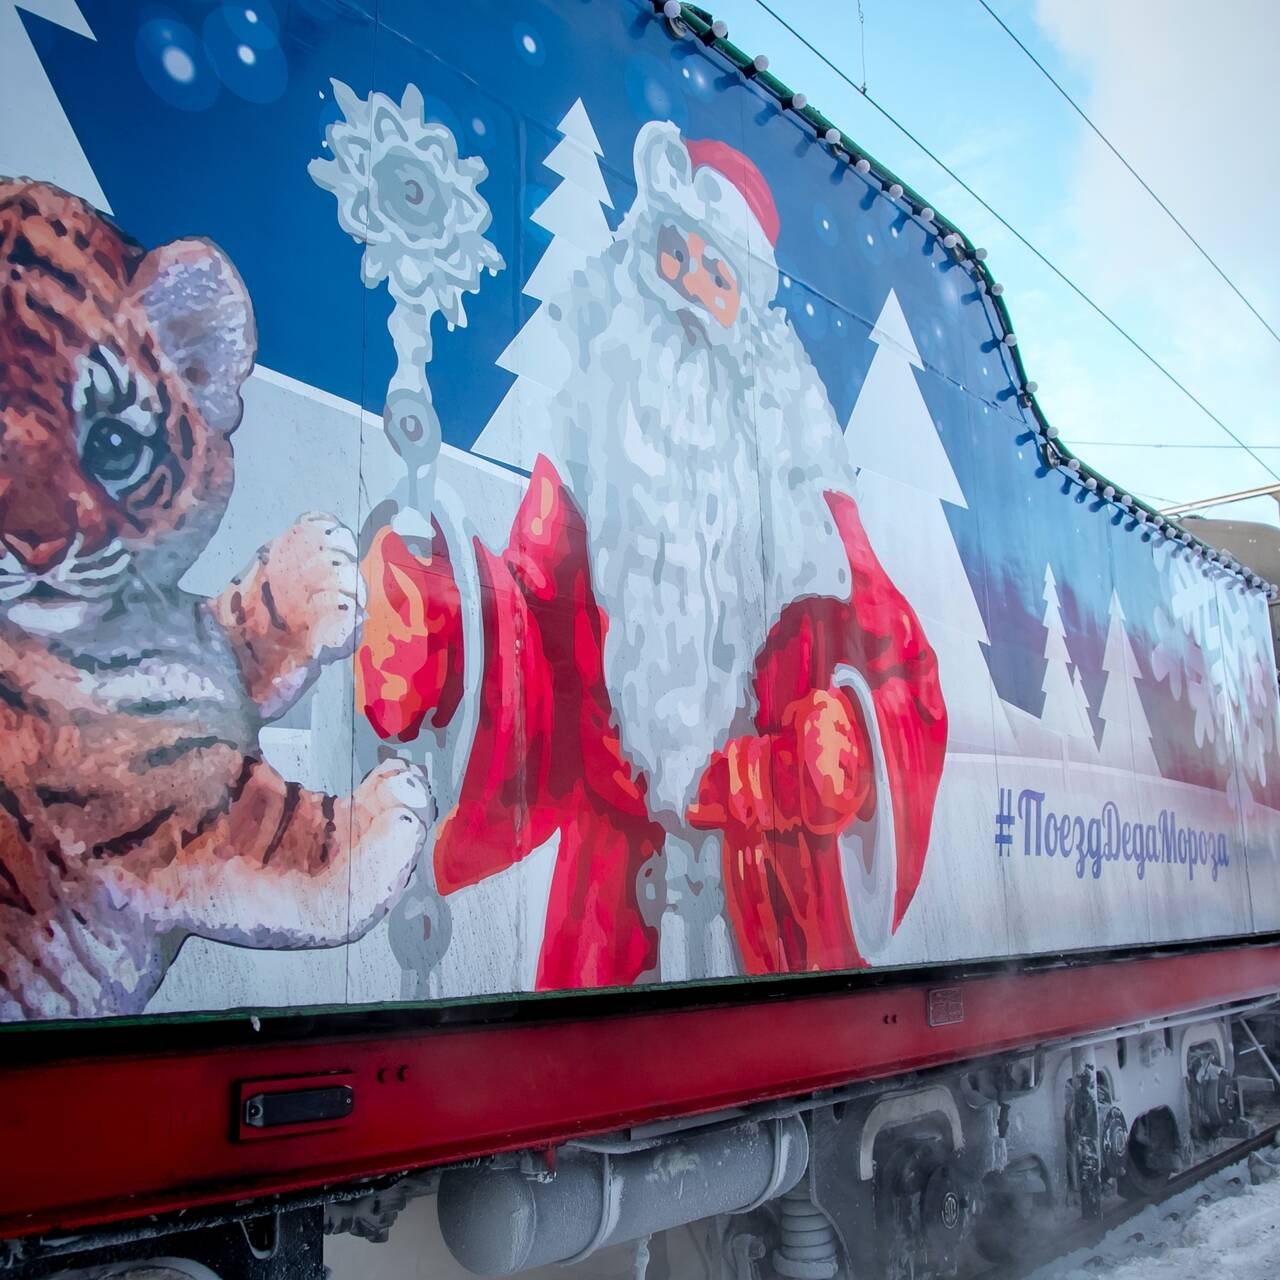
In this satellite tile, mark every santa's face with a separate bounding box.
[653,224,742,329]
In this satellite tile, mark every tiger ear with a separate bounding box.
[129,238,257,433]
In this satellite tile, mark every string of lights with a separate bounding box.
[653,0,1278,596]
[745,0,1280,491]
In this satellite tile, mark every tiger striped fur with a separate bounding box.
[0,180,430,1021]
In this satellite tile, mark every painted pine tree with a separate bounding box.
[1039,565,1096,756]
[471,98,612,469]
[1071,665,1097,743]
[1099,589,1160,774]
[0,0,110,212]
[847,289,1015,753]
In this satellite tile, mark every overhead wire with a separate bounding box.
[1072,442,1280,450]
[746,0,1280,488]
[975,0,1280,350]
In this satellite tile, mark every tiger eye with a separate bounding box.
[81,418,155,496]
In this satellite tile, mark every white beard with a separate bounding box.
[544,227,855,821]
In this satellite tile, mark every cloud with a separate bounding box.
[1030,0,1280,517]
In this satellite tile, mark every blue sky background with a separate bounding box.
[710,0,1280,528]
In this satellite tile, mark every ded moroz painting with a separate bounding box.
[0,0,1277,1022]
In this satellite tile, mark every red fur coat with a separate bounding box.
[357,457,947,988]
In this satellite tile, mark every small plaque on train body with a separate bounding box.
[927,987,965,1027]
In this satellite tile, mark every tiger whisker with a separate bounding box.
[126,562,170,610]
[62,562,130,584]
[73,538,126,568]
[56,578,124,600]
[65,550,129,579]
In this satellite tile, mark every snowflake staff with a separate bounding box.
[310,79,503,509]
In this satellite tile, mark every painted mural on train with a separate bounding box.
[0,0,1277,1022]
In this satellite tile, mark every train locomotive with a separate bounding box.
[1,1,1279,1277]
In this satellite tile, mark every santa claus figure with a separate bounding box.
[357,121,948,989]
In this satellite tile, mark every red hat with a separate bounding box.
[685,137,780,248]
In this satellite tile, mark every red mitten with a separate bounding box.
[357,523,464,741]
[687,688,874,837]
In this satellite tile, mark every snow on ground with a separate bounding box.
[1027,1137,1280,1280]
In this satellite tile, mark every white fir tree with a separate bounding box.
[847,289,1015,753]
[0,0,111,212]
[1039,565,1096,754]
[1099,590,1160,774]
[1071,666,1095,740]
[472,98,612,469]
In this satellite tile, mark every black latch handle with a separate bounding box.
[242,1084,354,1129]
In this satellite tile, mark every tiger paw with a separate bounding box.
[347,757,435,931]
[260,512,364,662]
[213,512,364,717]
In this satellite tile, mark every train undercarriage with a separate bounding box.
[6,963,1279,1280]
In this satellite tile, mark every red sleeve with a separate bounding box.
[753,490,948,927]
[357,519,464,742]
[433,458,653,893]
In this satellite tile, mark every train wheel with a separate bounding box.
[973,1157,1051,1263]
[1118,1108,1179,1200]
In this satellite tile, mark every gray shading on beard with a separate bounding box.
[542,214,856,821]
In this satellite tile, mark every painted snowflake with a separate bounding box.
[310,79,504,324]
[311,79,504,488]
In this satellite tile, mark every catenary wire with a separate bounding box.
[976,0,1280,349]
[1072,442,1280,450]
[746,0,1280,488]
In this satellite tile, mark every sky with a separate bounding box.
[707,0,1280,528]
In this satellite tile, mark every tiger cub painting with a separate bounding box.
[0,180,431,1021]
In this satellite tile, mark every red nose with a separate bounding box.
[5,532,70,571]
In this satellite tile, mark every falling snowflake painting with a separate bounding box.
[0,0,1277,1025]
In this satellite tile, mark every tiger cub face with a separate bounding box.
[0,179,256,635]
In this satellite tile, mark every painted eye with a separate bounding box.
[657,225,688,272]
[81,417,155,496]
